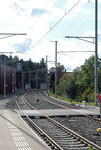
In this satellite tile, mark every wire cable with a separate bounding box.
[0,35,16,40]
[32,0,82,48]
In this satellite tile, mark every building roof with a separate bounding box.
[58,72,72,80]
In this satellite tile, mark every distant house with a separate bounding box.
[0,63,16,95]
[0,60,25,95]
[58,72,72,81]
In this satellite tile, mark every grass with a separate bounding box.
[88,146,93,150]
[49,92,69,103]
[49,92,100,107]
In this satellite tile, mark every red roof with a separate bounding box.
[58,72,72,80]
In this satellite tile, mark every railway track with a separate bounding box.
[16,93,101,150]
[85,115,101,123]
[38,91,81,109]
[25,92,65,109]
[53,115,101,147]
[24,90,81,110]
[16,94,33,110]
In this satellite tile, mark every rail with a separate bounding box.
[16,93,101,150]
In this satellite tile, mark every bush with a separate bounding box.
[79,88,94,102]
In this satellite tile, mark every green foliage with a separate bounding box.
[39,58,46,69]
[56,55,101,102]
[79,88,94,102]
[0,55,47,89]
[57,73,78,99]
[76,56,95,92]
[66,74,78,99]
[57,62,65,73]
[49,63,65,92]
[49,92,68,102]
[88,146,93,150]
[57,79,67,97]
[14,55,19,61]
[19,58,47,88]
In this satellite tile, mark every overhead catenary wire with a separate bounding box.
[0,35,16,40]
[58,50,95,53]
[31,0,54,28]
[58,35,101,57]
[32,0,82,49]
[0,33,27,40]
[63,0,89,35]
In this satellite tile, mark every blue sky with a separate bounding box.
[0,0,101,71]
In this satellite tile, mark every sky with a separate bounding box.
[0,0,101,71]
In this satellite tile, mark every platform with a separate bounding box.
[0,97,100,150]
[0,109,51,150]
[15,106,100,117]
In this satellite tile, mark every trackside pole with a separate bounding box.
[99,101,101,118]
[96,95,101,118]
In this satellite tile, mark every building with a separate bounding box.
[0,58,27,95]
[58,72,72,81]
[0,63,16,95]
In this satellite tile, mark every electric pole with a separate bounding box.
[36,71,38,89]
[55,41,58,98]
[46,55,48,94]
[95,0,98,105]
[4,57,6,98]
[65,0,98,105]
[0,32,27,96]
[29,69,30,87]
[51,41,58,98]
[22,71,24,91]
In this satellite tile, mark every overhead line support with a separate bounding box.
[51,41,58,98]
[65,0,98,106]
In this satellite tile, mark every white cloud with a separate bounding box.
[0,0,100,71]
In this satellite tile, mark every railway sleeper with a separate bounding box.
[62,147,89,150]
[52,137,77,140]
[55,141,83,144]
[52,138,77,141]
[49,130,66,133]
[50,135,74,137]
[49,133,70,136]
[54,140,80,143]
[52,135,74,138]
[59,143,87,147]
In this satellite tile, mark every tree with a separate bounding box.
[57,72,78,100]
[14,55,19,61]
[57,55,100,102]
[57,62,65,73]
[22,58,47,88]
[39,58,46,69]
[49,63,65,92]
[52,55,101,102]
[76,56,95,101]
[66,74,78,100]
